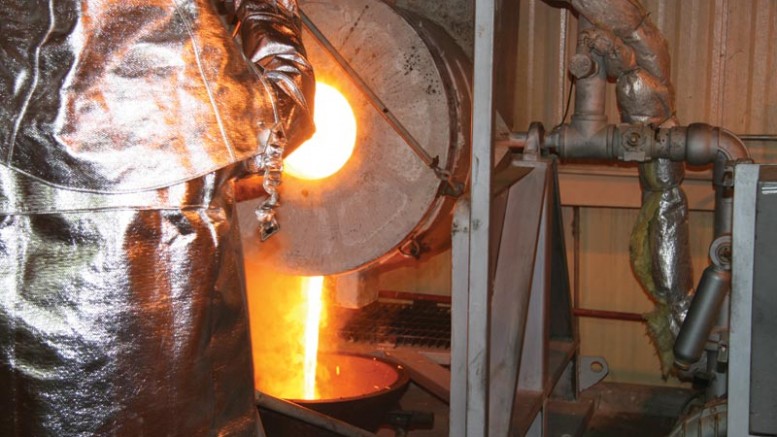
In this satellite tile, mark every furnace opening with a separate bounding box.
[285,82,357,180]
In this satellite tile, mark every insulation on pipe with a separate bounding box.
[566,0,693,374]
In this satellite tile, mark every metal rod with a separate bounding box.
[299,11,438,171]
[573,206,582,337]
[495,132,527,151]
[255,391,378,437]
[378,289,452,304]
[739,134,777,142]
[573,308,644,322]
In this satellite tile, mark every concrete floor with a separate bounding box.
[581,382,694,437]
[372,381,694,437]
[376,383,449,437]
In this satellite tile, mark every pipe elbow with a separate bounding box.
[683,123,751,165]
[716,128,751,162]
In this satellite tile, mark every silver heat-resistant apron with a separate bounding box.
[0,0,314,435]
[0,165,260,435]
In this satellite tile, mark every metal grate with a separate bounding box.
[338,299,451,349]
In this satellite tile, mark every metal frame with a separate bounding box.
[451,200,472,436]
[488,161,549,436]
[461,0,497,434]
[452,156,579,437]
[728,164,758,437]
[457,1,585,435]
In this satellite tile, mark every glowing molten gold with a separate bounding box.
[302,276,324,399]
[284,83,357,180]
[248,270,331,401]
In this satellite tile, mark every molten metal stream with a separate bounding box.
[303,276,324,399]
[251,83,354,400]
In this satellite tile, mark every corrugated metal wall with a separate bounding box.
[512,0,777,155]
[511,0,777,385]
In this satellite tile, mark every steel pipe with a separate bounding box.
[552,0,698,378]
[551,123,750,166]
[673,266,731,370]
[544,0,753,380]
[570,18,608,138]
[573,308,644,322]
[716,128,751,162]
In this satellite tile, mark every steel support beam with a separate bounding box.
[728,164,758,437]
[462,0,497,434]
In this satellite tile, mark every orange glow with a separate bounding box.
[248,268,332,401]
[284,82,357,180]
[302,276,324,399]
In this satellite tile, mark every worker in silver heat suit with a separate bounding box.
[0,0,314,435]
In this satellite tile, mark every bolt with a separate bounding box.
[627,131,641,147]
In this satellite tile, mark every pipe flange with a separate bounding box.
[524,122,545,160]
[569,53,597,79]
[709,235,732,270]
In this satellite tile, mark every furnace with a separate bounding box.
[235,0,471,433]
[238,0,471,277]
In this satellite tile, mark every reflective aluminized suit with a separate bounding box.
[0,0,314,435]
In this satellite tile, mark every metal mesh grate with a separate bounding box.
[337,300,451,349]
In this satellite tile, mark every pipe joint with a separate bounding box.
[552,122,754,170]
[680,123,750,165]
[647,123,752,173]
[709,235,732,270]
[715,127,751,162]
